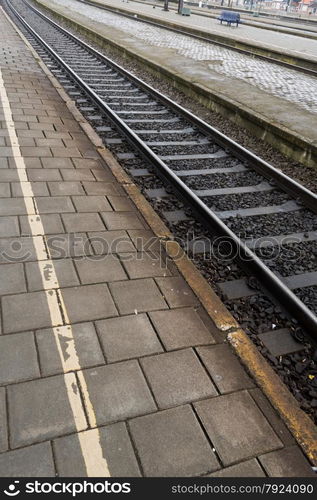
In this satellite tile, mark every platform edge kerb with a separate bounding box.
[32,0,317,169]
[5,6,317,466]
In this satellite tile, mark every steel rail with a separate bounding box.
[7,0,317,337]
[76,0,317,77]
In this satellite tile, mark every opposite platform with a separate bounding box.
[0,7,315,477]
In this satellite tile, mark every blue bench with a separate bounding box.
[217,11,240,27]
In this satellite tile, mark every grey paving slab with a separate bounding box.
[83,181,122,196]
[75,255,127,284]
[197,344,255,394]
[209,459,265,477]
[41,157,73,169]
[54,423,141,477]
[2,290,54,333]
[0,388,8,452]
[0,183,10,197]
[259,446,315,477]
[129,405,219,477]
[27,169,61,181]
[73,158,103,170]
[0,333,40,385]
[72,195,112,213]
[45,233,93,258]
[0,442,55,477]
[92,168,115,182]
[20,214,64,235]
[0,216,20,237]
[61,283,118,322]
[12,181,49,197]
[62,213,105,232]
[36,322,104,376]
[0,236,42,264]
[96,313,163,362]
[141,349,217,409]
[35,196,75,213]
[49,181,86,196]
[61,169,95,181]
[249,388,295,447]
[128,229,160,253]
[82,360,156,425]
[101,212,146,230]
[8,373,87,448]
[0,262,26,295]
[88,230,135,254]
[156,276,199,308]
[149,307,215,350]
[195,391,283,466]
[108,196,136,212]
[0,198,27,216]
[120,252,171,279]
[109,278,168,314]
[25,258,79,291]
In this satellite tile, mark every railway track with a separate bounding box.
[4,0,317,344]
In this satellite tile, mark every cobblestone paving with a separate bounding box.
[50,0,317,113]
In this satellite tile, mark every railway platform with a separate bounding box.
[34,0,317,168]
[0,7,316,478]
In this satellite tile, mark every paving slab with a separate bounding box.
[0,216,20,237]
[60,283,118,322]
[141,348,217,409]
[2,290,55,333]
[0,236,43,264]
[0,333,40,385]
[101,211,146,230]
[54,424,141,477]
[96,313,163,362]
[109,278,168,314]
[8,373,87,448]
[119,251,172,279]
[88,230,135,254]
[49,181,86,196]
[129,405,219,476]
[45,232,92,258]
[82,360,156,425]
[195,391,283,466]
[197,344,255,394]
[35,195,75,213]
[0,262,26,295]
[36,323,104,376]
[0,442,55,477]
[149,307,215,350]
[25,258,79,291]
[75,254,127,284]
[259,446,315,477]
[156,276,199,308]
[72,195,112,212]
[62,212,105,232]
